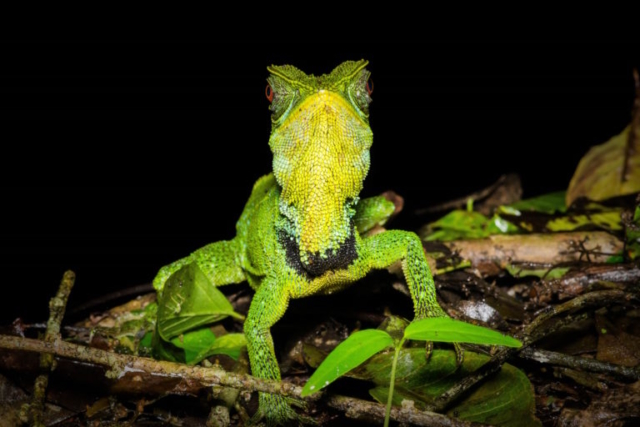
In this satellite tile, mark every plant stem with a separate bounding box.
[384,339,404,427]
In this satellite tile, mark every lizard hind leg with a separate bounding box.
[244,278,316,426]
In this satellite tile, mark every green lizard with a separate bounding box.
[152,60,459,425]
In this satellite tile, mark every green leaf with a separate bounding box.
[502,191,567,215]
[404,317,521,347]
[170,327,218,364]
[301,329,394,397]
[504,264,570,279]
[156,263,243,341]
[546,210,623,232]
[423,210,519,242]
[156,328,247,365]
[567,124,640,207]
[192,333,247,363]
[606,254,625,264]
[139,331,153,350]
[151,327,182,362]
[366,349,540,427]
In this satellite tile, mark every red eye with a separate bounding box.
[365,79,374,96]
[265,84,274,102]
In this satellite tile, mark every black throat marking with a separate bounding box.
[278,229,358,279]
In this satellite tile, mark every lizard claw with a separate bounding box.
[453,342,464,367]
[424,340,434,361]
[249,394,317,427]
[424,340,465,367]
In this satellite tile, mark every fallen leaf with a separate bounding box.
[567,124,640,206]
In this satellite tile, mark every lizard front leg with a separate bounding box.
[359,230,464,363]
[152,238,248,339]
[152,238,246,293]
[244,277,314,426]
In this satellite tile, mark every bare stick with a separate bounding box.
[519,347,639,381]
[415,174,522,216]
[544,263,640,300]
[324,394,487,427]
[23,271,75,426]
[526,290,638,334]
[0,334,472,426]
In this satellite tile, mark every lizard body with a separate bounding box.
[153,60,450,425]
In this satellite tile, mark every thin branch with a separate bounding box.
[527,290,638,334]
[67,283,153,317]
[324,395,487,427]
[519,347,639,381]
[22,270,75,427]
[426,347,514,413]
[0,334,472,426]
[544,262,640,300]
[415,174,521,216]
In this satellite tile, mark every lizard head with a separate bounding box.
[266,60,373,271]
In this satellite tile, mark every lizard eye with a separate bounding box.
[265,84,274,103]
[347,70,372,117]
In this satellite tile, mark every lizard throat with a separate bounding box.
[278,227,358,278]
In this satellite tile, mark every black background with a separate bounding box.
[1,39,639,324]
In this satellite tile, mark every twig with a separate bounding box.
[544,263,640,301]
[426,347,514,413]
[526,312,590,344]
[44,271,76,340]
[324,395,487,427]
[21,271,75,427]
[519,347,640,381]
[67,283,154,317]
[415,174,521,216]
[0,334,471,426]
[527,290,638,334]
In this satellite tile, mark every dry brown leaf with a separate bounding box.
[566,125,640,206]
[567,70,640,207]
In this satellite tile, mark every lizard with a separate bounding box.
[152,59,461,425]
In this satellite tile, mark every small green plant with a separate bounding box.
[301,317,522,426]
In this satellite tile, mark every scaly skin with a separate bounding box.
[153,60,453,425]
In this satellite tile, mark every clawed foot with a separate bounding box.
[249,393,316,427]
[424,340,465,366]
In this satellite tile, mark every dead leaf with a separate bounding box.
[596,315,640,367]
[558,381,640,426]
[567,70,640,207]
